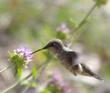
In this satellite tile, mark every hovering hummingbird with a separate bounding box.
[31,39,102,80]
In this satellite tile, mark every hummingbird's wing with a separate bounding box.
[70,63,103,80]
[80,63,103,80]
[67,51,103,80]
[61,51,103,80]
[67,51,78,63]
[65,51,79,75]
[59,51,78,76]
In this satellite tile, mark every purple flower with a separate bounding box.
[49,70,72,93]
[51,70,65,87]
[57,22,70,33]
[13,47,32,64]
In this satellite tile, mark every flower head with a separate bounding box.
[13,47,32,64]
[8,47,32,77]
[49,70,72,93]
[57,22,70,33]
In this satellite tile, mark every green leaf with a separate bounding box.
[29,81,37,88]
[17,67,22,78]
[8,51,24,78]
[94,0,107,7]
[41,89,51,93]
[56,31,67,40]
[32,65,37,79]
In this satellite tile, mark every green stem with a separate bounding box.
[22,58,51,93]
[22,54,52,93]
[70,3,97,43]
[74,3,97,32]
[1,58,51,93]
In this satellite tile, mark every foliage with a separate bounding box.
[0,0,110,93]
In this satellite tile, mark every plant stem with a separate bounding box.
[1,81,19,93]
[0,65,10,73]
[22,60,51,93]
[1,58,51,93]
[69,3,97,43]
[74,3,97,32]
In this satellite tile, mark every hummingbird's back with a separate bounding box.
[57,50,78,75]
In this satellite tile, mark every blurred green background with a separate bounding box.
[0,0,110,93]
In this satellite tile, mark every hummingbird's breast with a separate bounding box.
[57,51,72,65]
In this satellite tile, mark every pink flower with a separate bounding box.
[57,22,70,33]
[13,47,32,64]
[50,70,72,93]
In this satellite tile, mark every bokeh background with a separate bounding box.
[0,0,110,93]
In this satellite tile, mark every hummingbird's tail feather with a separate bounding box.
[80,63,103,80]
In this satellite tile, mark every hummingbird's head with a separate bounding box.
[43,39,63,53]
[31,39,63,54]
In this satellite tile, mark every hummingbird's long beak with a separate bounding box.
[30,45,49,55]
[31,48,44,55]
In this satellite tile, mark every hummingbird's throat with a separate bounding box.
[48,47,61,54]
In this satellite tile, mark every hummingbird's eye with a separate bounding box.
[53,43,55,46]
[49,42,55,47]
[53,42,57,46]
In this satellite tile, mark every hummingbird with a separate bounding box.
[31,39,102,80]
